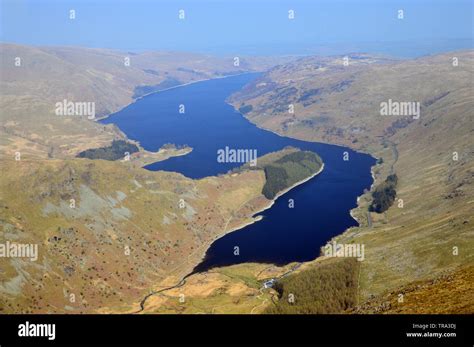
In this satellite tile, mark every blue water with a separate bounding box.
[102,73,375,272]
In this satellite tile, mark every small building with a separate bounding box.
[263,279,276,289]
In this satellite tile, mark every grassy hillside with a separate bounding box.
[0,157,270,313]
[351,265,474,314]
[0,145,320,313]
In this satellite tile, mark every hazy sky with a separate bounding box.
[1,0,473,56]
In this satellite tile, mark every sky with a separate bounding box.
[1,0,473,56]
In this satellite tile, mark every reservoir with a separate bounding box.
[102,73,375,272]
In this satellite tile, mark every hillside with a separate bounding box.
[0,144,326,313]
[226,50,474,311]
[0,156,273,313]
[351,265,474,314]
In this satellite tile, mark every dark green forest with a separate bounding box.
[76,140,139,161]
[265,258,359,314]
[261,150,323,199]
[369,174,398,213]
[238,104,253,114]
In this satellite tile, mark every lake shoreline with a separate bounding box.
[96,72,256,122]
[226,102,377,240]
[226,162,325,235]
[100,74,374,310]
[138,162,326,310]
[229,106,376,158]
[101,73,374,279]
[190,162,325,274]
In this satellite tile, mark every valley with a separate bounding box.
[1,43,472,315]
